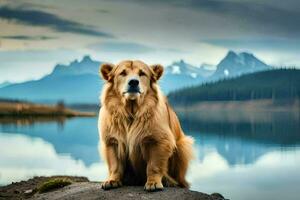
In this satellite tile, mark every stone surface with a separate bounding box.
[0,176,227,200]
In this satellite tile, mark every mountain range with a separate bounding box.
[160,60,213,92]
[50,56,101,77]
[0,56,102,103]
[0,51,273,104]
[165,60,214,78]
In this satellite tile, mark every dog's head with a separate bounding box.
[100,60,163,101]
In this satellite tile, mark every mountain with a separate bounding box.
[0,56,103,104]
[0,81,11,88]
[50,55,101,77]
[209,51,271,80]
[0,52,280,104]
[161,60,208,92]
[0,74,102,104]
[0,57,206,103]
[198,63,215,77]
[165,60,209,78]
[168,69,300,106]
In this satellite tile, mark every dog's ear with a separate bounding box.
[100,63,115,81]
[150,64,164,81]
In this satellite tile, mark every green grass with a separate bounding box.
[38,178,72,193]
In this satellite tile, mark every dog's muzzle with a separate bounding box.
[126,78,140,94]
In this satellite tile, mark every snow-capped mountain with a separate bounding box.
[160,60,210,92]
[199,63,215,77]
[210,51,271,80]
[165,60,210,79]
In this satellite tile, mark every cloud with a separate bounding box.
[115,0,300,38]
[203,38,300,53]
[88,41,186,55]
[88,41,156,54]
[0,0,299,70]
[184,0,300,36]
[0,35,56,40]
[0,49,82,83]
[0,6,113,37]
[95,9,110,14]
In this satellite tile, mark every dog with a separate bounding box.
[98,60,193,192]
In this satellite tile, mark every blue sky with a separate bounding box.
[0,0,300,82]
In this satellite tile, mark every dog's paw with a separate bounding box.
[144,180,163,192]
[101,180,122,190]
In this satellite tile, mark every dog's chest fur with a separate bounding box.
[111,111,152,149]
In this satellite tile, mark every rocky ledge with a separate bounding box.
[0,176,227,200]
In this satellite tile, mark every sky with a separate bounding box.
[0,0,300,83]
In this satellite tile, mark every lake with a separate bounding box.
[0,110,299,200]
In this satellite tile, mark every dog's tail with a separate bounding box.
[163,173,178,187]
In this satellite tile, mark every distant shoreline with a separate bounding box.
[173,99,300,113]
[0,101,96,118]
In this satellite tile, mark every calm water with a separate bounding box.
[0,111,299,200]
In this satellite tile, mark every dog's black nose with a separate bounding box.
[128,79,139,87]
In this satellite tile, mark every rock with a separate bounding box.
[0,176,226,200]
[211,193,227,200]
[32,182,224,200]
[24,189,34,195]
[0,176,88,200]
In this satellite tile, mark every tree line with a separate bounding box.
[168,69,300,106]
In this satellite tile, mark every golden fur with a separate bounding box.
[98,60,193,191]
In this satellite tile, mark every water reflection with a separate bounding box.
[0,117,100,165]
[178,110,300,146]
[0,131,299,200]
[0,110,299,200]
[0,116,67,128]
[188,149,300,200]
[0,132,107,186]
[178,110,300,166]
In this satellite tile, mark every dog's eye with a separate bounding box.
[120,70,127,76]
[139,70,146,77]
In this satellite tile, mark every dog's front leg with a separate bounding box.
[101,138,125,190]
[142,138,173,192]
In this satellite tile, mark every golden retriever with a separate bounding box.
[98,60,193,191]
